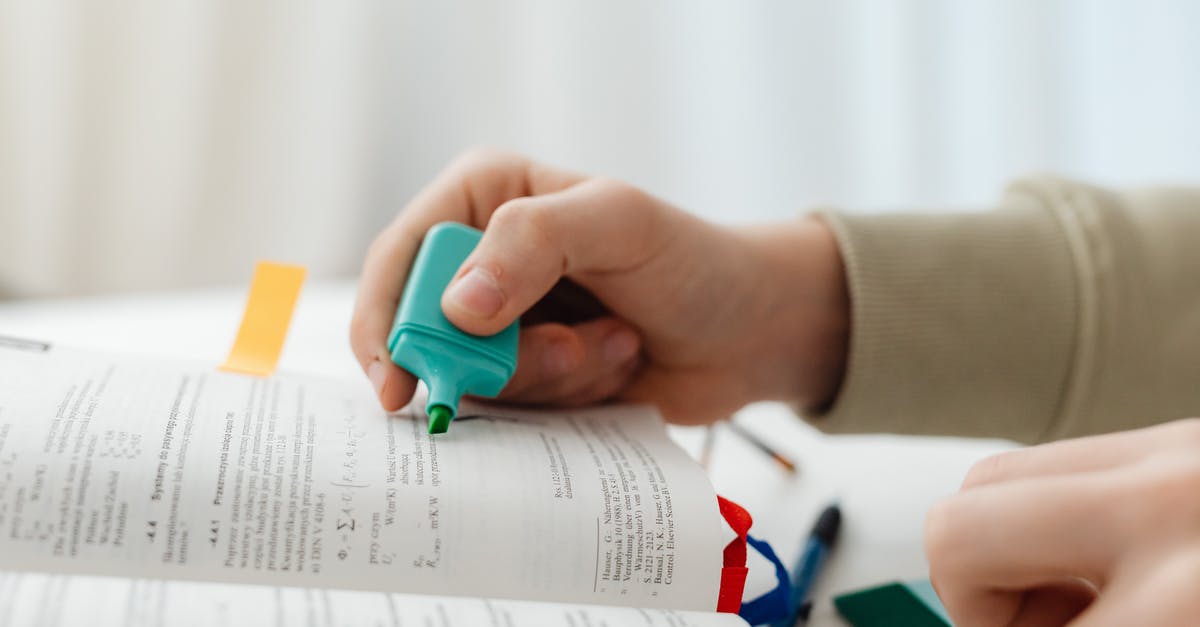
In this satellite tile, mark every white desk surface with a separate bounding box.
[0,281,1015,626]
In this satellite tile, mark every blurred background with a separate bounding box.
[2,0,1199,299]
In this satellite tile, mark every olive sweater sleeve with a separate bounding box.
[808,176,1200,443]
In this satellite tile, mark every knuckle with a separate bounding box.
[588,177,671,250]
[454,145,502,165]
[488,198,528,228]
[493,198,555,239]
[592,176,646,208]
[592,177,675,246]
[451,146,519,174]
[961,451,1017,489]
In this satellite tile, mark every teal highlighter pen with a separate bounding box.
[387,222,519,434]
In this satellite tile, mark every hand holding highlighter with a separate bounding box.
[351,148,847,427]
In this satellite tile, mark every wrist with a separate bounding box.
[740,216,850,409]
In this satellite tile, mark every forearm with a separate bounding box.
[805,176,1200,443]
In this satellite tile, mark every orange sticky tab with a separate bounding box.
[219,261,307,376]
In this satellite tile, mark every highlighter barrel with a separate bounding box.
[387,223,520,434]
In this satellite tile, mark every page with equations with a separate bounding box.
[0,571,749,627]
[0,344,724,610]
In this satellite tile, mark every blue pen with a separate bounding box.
[772,503,842,627]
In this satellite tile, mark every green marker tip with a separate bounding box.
[427,404,453,435]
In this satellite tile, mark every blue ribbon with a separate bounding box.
[737,534,793,625]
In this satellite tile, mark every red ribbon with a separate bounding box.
[716,496,753,613]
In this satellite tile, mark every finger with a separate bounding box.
[375,365,418,413]
[555,355,643,407]
[349,149,583,407]
[620,368,752,426]
[1069,547,1200,627]
[500,317,642,404]
[925,472,1128,627]
[960,419,1200,490]
[1006,581,1096,627]
[440,177,679,336]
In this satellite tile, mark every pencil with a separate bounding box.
[726,420,799,474]
[698,425,717,470]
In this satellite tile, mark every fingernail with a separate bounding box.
[368,360,388,399]
[446,267,504,318]
[542,340,577,377]
[603,329,639,364]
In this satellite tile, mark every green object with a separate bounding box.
[426,404,454,435]
[387,222,519,434]
[834,579,952,627]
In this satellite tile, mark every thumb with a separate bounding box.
[440,178,670,336]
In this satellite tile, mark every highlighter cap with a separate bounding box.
[387,222,519,433]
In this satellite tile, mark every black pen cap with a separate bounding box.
[812,505,842,546]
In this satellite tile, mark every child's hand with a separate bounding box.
[925,419,1200,626]
[350,148,849,424]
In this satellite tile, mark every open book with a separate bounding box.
[0,341,750,626]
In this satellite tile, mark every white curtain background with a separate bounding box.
[2,1,1199,298]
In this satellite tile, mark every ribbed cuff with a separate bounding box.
[806,200,1078,442]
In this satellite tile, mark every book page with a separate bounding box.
[0,344,724,610]
[0,570,748,627]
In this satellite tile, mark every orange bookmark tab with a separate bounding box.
[219,261,307,376]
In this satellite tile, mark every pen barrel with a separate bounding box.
[769,541,829,627]
[792,540,829,597]
[770,504,839,627]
